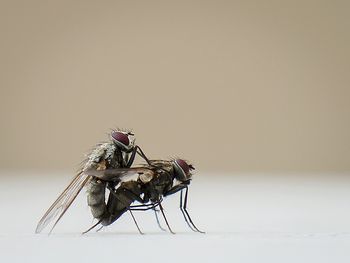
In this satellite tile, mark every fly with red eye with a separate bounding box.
[84,158,204,234]
[35,129,151,234]
[173,158,195,181]
[109,130,150,167]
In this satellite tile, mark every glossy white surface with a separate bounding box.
[1,172,350,262]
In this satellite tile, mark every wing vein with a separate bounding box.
[35,171,89,234]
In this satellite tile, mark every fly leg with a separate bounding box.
[158,201,175,234]
[82,219,103,234]
[126,145,151,167]
[182,186,205,234]
[153,208,166,231]
[164,184,194,231]
[129,202,166,231]
[117,187,165,233]
[180,190,196,232]
[96,225,104,232]
[128,197,162,210]
[109,191,163,234]
[135,146,151,165]
[107,185,144,234]
[165,183,204,233]
[129,202,159,211]
[128,210,144,235]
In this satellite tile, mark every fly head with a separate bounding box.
[111,130,135,152]
[172,159,195,182]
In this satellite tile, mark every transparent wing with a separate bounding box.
[35,171,90,234]
[84,167,153,182]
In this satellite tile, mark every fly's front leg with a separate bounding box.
[180,190,196,232]
[163,183,187,196]
[126,145,151,167]
[182,187,205,233]
[164,183,204,233]
[125,146,137,167]
[164,183,195,232]
[135,146,151,165]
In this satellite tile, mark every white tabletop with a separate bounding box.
[1,172,350,263]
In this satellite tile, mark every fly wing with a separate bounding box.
[35,171,90,234]
[84,167,154,182]
[36,167,155,233]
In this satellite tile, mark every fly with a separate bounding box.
[84,159,204,234]
[35,129,149,234]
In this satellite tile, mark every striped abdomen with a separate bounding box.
[86,177,107,219]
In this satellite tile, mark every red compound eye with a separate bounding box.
[175,159,190,175]
[111,131,130,146]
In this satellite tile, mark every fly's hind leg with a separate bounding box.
[107,183,145,234]
[82,219,103,234]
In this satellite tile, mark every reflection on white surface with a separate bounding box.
[1,172,350,262]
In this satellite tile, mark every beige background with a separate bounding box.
[0,0,349,173]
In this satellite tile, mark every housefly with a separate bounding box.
[84,158,204,234]
[35,129,149,234]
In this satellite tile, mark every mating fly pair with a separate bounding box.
[35,130,203,234]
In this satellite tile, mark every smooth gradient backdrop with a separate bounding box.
[1,0,349,172]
